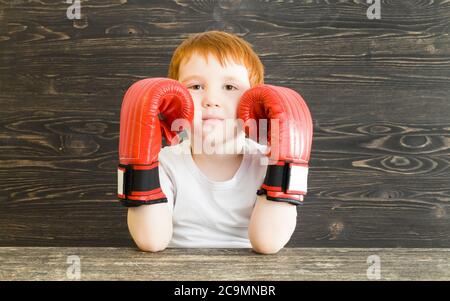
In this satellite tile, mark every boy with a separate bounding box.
[120,31,311,254]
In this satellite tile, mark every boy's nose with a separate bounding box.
[202,102,220,108]
[202,93,221,108]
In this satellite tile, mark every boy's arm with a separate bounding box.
[127,161,175,252]
[117,78,193,252]
[238,84,313,254]
[127,203,173,252]
[249,194,298,255]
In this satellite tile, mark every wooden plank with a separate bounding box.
[1,1,450,95]
[0,247,449,280]
[0,1,449,248]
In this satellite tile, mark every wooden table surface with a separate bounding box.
[1,247,449,281]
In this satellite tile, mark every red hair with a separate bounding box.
[168,31,264,87]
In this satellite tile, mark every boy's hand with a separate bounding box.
[118,78,194,207]
[238,84,313,205]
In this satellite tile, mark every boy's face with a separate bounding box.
[178,52,251,152]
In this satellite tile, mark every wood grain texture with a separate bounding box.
[0,1,449,247]
[0,247,449,280]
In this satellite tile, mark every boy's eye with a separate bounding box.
[188,84,202,90]
[225,84,238,91]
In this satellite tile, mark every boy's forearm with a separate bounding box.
[127,203,173,252]
[249,195,298,254]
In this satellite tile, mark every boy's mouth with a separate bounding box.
[202,118,224,126]
[201,112,225,123]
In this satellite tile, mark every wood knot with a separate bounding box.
[400,135,431,149]
[434,206,446,219]
[329,222,344,240]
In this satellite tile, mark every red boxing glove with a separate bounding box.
[118,78,194,207]
[238,84,313,205]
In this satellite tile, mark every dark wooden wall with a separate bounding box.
[0,0,449,248]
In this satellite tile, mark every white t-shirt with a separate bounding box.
[158,136,268,248]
